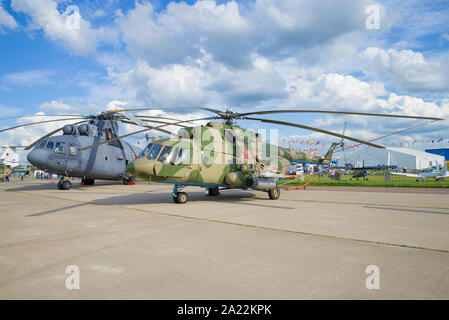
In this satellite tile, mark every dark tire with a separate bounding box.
[57,181,63,190]
[123,177,136,185]
[207,187,220,196]
[176,192,188,204]
[84,178,95,185]
[61,180,71,190]
[268,187,280,200]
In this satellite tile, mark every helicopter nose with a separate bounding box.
[27,149,48,168]
[127,158,156,177]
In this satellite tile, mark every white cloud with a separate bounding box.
[285,72,387,111]
[10,0,115,55]
[116,0,375,68]
[0,112,83,146]
[361,47,449,95]
[0,0,17,31]
[38,100,77,112]
[0,104,21,116]
[102,52,288,108]
[2,70,54,86]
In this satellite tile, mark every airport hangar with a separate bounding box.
[335,147,445,170]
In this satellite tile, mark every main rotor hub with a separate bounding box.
[217,109,245,125]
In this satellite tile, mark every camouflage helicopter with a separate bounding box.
[0,110,202,190]
[78,107,441,203]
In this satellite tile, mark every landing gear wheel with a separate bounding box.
[268,187,280,200]
[57,181,63,190]
[123,176,135,185]
[83,178,95,185]
[173,192,188,204]
[61,180,71,190]
[207,187,220,196]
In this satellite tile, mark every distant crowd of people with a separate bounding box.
[35,172,52,179]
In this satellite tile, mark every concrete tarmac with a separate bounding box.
[0,180,448,299]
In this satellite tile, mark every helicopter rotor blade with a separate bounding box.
[24,120,86,150]
[335,121,434,152]
[135,115,201,125]
[119,112,147,127]
[121,118,191,129]
[131,119,190,128]
[244,117,385,148]
[79,127,174,151]
[0,114,84,121]
[239,109,443,121]
[117,106,224,116]
[0,117,87,133]
[79,117,213,151]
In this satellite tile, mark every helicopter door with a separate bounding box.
[66,144,81,174]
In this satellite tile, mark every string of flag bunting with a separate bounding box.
[280,136,449,154]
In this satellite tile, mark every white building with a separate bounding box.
[336,147,445,170]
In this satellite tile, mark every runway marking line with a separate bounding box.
[7,190,449,254]
[282,199,449,212]
[284,196,449,205]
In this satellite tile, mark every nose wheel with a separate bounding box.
[57,179,72,190]
[172,184,188,203]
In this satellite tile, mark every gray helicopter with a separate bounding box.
[0,109,201,190]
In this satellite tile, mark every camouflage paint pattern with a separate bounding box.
[127,122,338,188]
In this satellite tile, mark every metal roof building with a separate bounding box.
[336,147,445,170]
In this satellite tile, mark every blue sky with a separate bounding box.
[0,0,449,149]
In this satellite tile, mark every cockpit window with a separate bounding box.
[46,141,54,150]
[140,143,153,158]
[157,146,173,164]
[146,144,162,160]
[172,147,186,165]
[55,142,64,153]
[37,139,47,149]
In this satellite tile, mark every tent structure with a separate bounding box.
[336,147,445,170]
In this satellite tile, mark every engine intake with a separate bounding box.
[78,124,89,136]
[62,124,76,135]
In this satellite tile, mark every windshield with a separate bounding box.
[146,144,162,160]
[46,141,54,150]
[139,143,153,158]
[36,139,47,149]
[157,146,173,164]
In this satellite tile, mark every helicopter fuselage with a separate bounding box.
[27,120,140,181]
[126,122,339,202]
